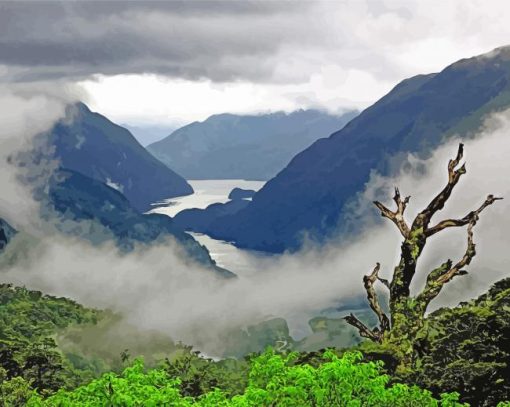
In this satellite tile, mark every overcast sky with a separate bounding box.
[2,0,510,126]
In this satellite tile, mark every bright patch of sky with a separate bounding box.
[2,1,510,127]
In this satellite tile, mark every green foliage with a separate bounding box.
[0,375,37,407]
[27,359,187,406]
[0,279,509,406]
[29,349,465,406]
[0,283,101,397]
[164,345,249,398]
[413,278,510,407]
[0,284,99,340]
[356,278,510,406]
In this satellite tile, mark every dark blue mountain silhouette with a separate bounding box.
[173,187,255,232]
[147,109,358,180]
[50,103,192,212]
[173,199,250,233]
[0,218,16,252]
[228,188,256,200]
[191,47,510,252]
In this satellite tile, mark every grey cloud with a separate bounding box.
[0,81,83,232]
[0,1,319,83]
[1,1,508,87]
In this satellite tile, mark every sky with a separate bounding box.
[1,0,510,127]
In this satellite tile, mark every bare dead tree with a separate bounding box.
[344,144,502,365]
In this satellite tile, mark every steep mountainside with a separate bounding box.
[49,103,192,212]
[147,109,358,180]
[200,46,510,252]
[0,218,16,251]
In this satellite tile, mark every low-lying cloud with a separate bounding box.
[0,84,509,357]
[0,82,84,233]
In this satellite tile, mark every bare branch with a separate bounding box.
[363,263,391,334]
[343,313,381,342]
[426,195,503,236]
[437,220,476,285]
[417,143,466,227]
[374,187,411,238]
[417,195,501,309]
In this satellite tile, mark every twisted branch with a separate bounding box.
[417,195,501,309]
[374,188,411,238]
[344,313,380,342]
[363,263,391,334]
[344,263,390,343]
[415,260,453,312]
[426,195,503,236]
[417,143,466,227]
[437,218,477,284]
[344,143,501,345]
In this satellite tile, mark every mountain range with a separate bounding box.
[180,46,510,253]
[147,109,358,180]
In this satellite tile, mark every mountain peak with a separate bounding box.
[50,105,193,211]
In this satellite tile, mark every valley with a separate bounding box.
[1,3,509,404]
[151,179,268,276]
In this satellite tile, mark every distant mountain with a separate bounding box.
[122,123,178,147]
[45,169,233,277]
[0,218,16,251]
[147,109,358,180]
[192,46,510,252]
[49,103,192,212]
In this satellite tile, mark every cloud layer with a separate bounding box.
[1,94,509,356]
[3,1,510,124]
[0,82,83,232]
[2,0,509,85]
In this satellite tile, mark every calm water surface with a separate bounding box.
[151,179,268,276]
[150,179,265,217]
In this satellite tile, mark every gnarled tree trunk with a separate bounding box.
[344,144,501,369]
